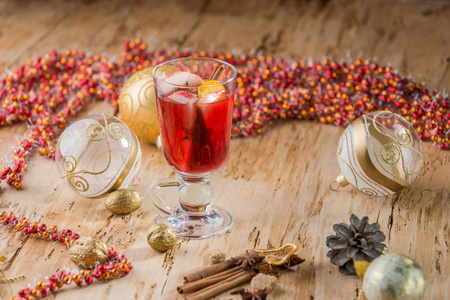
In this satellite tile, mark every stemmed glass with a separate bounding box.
[150,57,237,238]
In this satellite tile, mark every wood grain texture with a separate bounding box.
[0,0,449,299]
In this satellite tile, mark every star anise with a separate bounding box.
[326,214,386,275]
[253,259,281,277]
[281,254,305,269]
[231,288,268,300]
[232,250,265,270]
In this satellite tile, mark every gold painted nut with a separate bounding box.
[68,236,108,269]
[147,224,177,252]
[104,189,143,215]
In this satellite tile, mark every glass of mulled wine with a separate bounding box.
[150,57,237,238]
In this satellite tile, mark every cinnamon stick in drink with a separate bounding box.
[209,65,225,81]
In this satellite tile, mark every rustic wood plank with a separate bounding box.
[0,1,77,69]
[0,0,449,299]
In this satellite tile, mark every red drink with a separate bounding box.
[157,94,234,174]
[150,58,237,239]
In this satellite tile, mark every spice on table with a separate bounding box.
[183,269,256,300]
[250,273,278,294]
[282,254,305,268]
[182,250,262,284]
[231,288,268,300]
[178,244,304,300]
[253,242,298,266]
[203,249,226,266]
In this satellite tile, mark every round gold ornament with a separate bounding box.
[363,253,426,300]
[104,189,143,214]
[118,66,176,144]
[68,236,108,269]
[334,111,423,196]
[55,114,142,198]
[147,224,177,252]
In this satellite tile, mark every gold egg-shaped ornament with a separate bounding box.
[55,114,142,198]
[68,236,108,269]
[334,111,424,196]
[104,189,143,214]
[363,253,426,300]
[147,224,177,252]
[118,66,176,144]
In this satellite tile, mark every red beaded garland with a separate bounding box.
[0,211,132,300]
[0,39,449,189]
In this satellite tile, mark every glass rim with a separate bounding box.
[152,57,237,88]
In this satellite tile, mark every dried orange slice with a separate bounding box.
[198,80,225,99]
[252,242,299,266]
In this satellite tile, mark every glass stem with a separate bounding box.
[177,175,214,214]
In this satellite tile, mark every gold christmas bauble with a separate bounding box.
[104,189,143,214]
[68,236,108,269]
[335,111,424,196]
[147,224,177,252]
[119,67,174,144]
[363,253,426,300]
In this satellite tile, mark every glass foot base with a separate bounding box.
[157,205,233,239]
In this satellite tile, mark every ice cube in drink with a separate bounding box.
[160,71,204,95]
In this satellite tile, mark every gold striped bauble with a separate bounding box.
[335,111,423,196]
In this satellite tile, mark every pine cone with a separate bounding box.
[326,214,386,275]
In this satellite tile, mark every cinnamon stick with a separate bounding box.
[184,269,256,300]
[177,266,243,294]
[183,258,235,283]
[183,250,262,283]
[209,65,225,81]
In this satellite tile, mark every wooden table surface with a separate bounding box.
[0,1,449,299]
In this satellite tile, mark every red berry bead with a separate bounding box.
[19,288,30,297]
[28,225,36,233]
[57,271,66,278]
[85,276,93,285]
[92,270,102,279]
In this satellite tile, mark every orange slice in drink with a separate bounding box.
[252,242,299,266]
[198,80,225,99]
